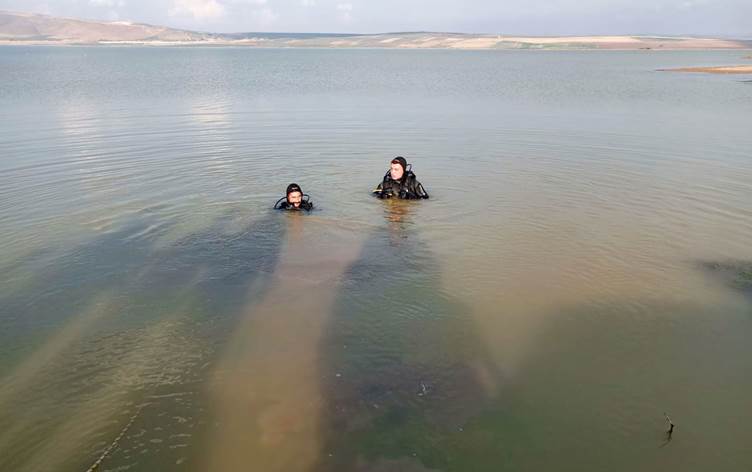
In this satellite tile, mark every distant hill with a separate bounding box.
[0,10,210,42]
[0,10,749,50]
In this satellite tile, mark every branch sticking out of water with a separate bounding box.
[664,413,675,434]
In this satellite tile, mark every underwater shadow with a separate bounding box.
[0,209,288,472]
[697,260,752,299]
[313,201,503,472]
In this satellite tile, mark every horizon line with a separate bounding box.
[2,9,750,40]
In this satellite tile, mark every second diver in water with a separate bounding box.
[274,183,314,211]
[373,156,429,200]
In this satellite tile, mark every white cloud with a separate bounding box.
[227,0,268,5]
[679,0,709,9]
[3,0,750,36]
[88,0,126,7]
[336,2,352,22]
[169,0,226,20]
[166,0,275,24]
[251,7,279,25]
[29,3,52,15]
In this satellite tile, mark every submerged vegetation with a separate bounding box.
[700,261,752,293]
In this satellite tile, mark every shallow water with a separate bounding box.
[1,46,751,471]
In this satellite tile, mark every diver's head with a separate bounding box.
[390,156,407,181]
[286,183,303,208]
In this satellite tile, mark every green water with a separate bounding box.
[1,46,751,471]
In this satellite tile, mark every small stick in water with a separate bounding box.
[664,413,675,436]
[659,412,676,448]
[661,412,675,447]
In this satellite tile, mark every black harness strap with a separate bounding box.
[274,194,313,210]
[273,197,288,209]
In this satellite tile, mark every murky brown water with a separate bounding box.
[1,47,751,471]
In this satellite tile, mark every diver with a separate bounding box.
[373,156,429,200]
[274,183,314,211]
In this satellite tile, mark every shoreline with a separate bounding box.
[1,40,751,52]
[1,33,750,51]
[3,11,750,51]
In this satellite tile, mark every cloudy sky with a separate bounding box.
[1,0,750,36]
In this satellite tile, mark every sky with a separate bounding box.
[1,0,750,36]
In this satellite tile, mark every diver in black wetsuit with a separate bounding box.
[373,156,429,200]
[274,183,314,211]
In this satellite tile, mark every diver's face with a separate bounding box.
[287,191,302,207]
[390,163,404,180]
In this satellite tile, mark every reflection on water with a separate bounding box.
[1,47,752,471]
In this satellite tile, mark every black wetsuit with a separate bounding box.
[276,200,314,211]
[374,171,429,200]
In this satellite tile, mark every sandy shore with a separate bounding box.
[662,65,752,74]
[1,34,750,50]
[3,12,751,50]
[495,35,743,48]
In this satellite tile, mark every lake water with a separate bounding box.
[1,46,751,472]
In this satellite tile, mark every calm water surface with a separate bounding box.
[1,46,752,471]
